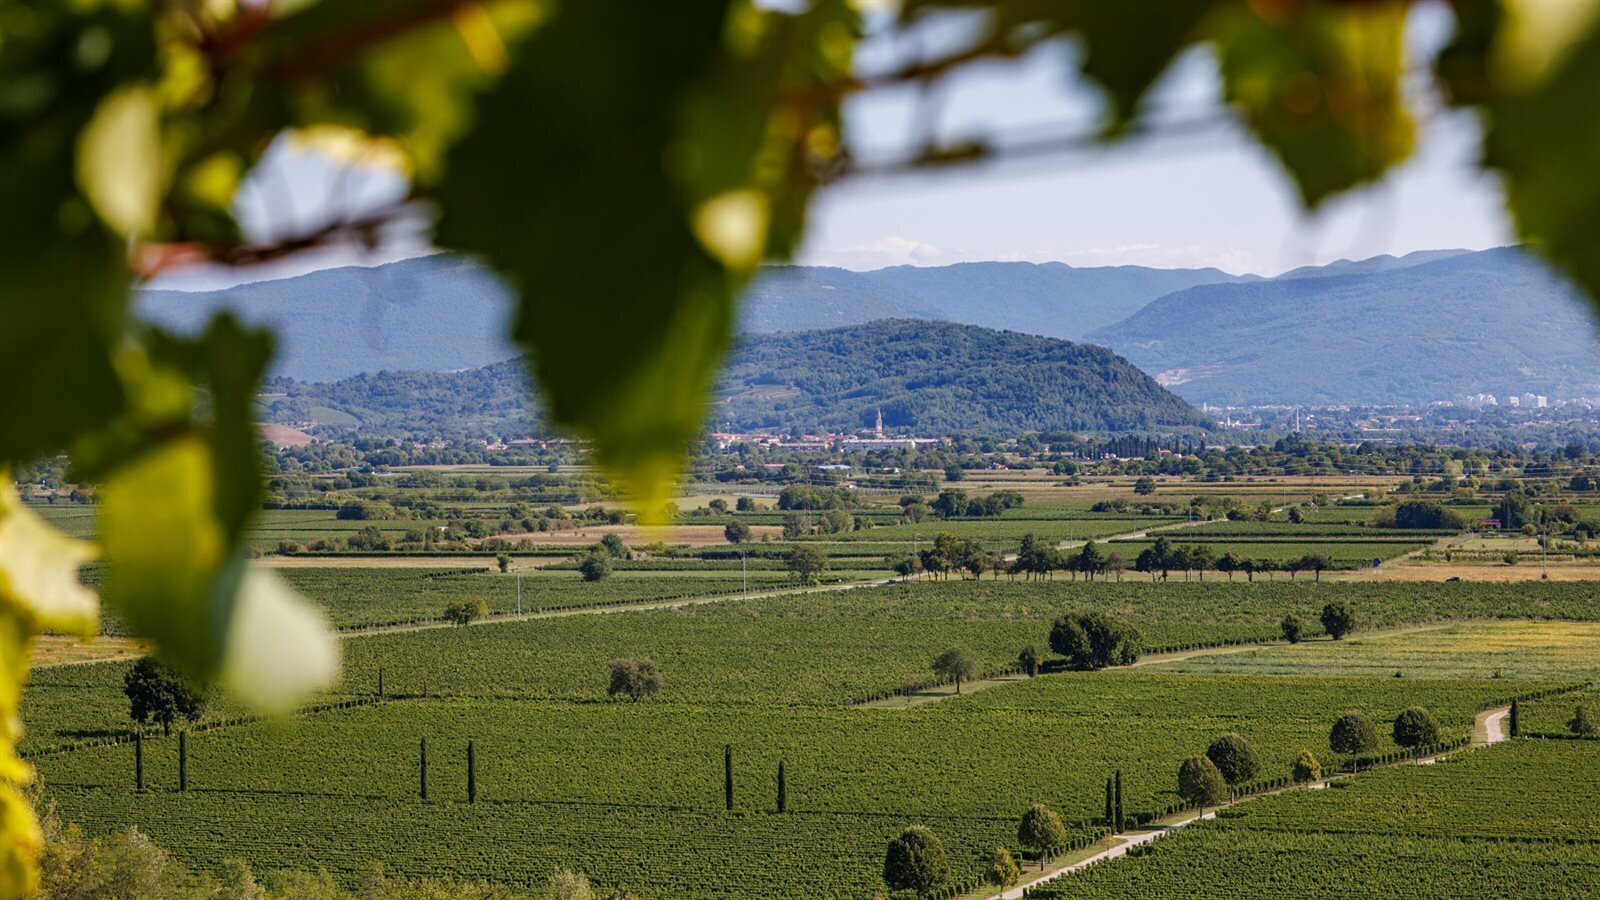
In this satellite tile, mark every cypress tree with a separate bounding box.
[420,738,428,800]
[134,730,144,792]
[777,760,786,813]
[1114,770,1124,830]
[1510,699,1520,738]
[467,740,476,804]
[178,731,187,792]
[724,744,734,811]
[1104,777,1113,826]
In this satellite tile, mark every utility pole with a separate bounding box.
[741,550,747,600]
[516,572,522,619]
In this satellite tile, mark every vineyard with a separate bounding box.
[34,675,1539,818]
[1146,620,1600,682]
[1103,538,1430,566]
[26,569,1600,895]
[278,568,853,629]
[1028,741,1600,898]
[37,787,1035,897]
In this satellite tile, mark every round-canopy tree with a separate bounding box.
[1049,612,1142,670]
[1177,755,1228,811]
[932,648,976,694]
[1321,601,1356,640]
[443,598,489,626]
[786,545,829,585]
[606,658,663,702]
[986,846,1019,888]
[1016,803,1067,870]
[1291,749,1322,784]
[1206,733,1260,798]
[123,657,207,735]
[1392,707,1441,759]
[883,825,949,899]
[1017,645,1040,678]
[723,519,751,544]
[579,551,612,582]
[1330,712,1379,771]
[1280,613,1304,644]
[1571,704,1597,737]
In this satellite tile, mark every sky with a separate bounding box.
[147,0,1513,290]
[798,1,1513,275]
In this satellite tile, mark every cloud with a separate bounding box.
[1063,243,1255,273]
[824,235,952,268]
[804,236,1257,274]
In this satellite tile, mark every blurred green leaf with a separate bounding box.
[1208,0,1415,208]
[75,84,163,237]
[1439,0,1600,315]
[0,482,99,639]
[904,0,1217,129]
[0,3,156,465]
[98,435,227,679]
[262,0,546,184]
[438,0,814,515]
[97,317,334,697]
[218,563,339,714]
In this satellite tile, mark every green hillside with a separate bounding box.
[714,319,1211,434]
[264,320,1211,438]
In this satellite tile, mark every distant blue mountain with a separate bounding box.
[138,246,1593,409]
[740,260,1248,338]
[1087,247,1600,405]
[137,254,516,383]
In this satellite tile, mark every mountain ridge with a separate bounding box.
[1086,246,1600,406]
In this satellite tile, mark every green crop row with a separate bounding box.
[1029,741,1600,898]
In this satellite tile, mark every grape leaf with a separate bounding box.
[1207,0,1415,208]
[903,0,1218,128]
[0,483,98,638]
[437,0,747,516]
[1443,3,1600,313]
[0,4,155,464]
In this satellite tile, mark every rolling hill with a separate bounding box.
[1086,247,1600,406]
[264,320,1212,438]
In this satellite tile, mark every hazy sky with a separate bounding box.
[147,1,1511,290]
[799,2,1513,275]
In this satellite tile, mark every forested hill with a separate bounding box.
[263,320,1212,438]
[1087,246,1600,406]
[714,320,1213,434]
